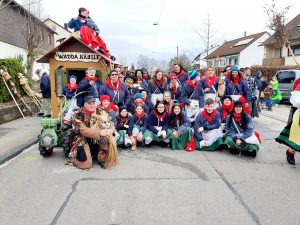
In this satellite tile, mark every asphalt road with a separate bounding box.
[0,111,300,225]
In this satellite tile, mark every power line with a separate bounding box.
[154,0,166,53]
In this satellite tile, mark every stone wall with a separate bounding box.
[0,103,39,125]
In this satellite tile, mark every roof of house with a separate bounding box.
[206,32,267,59]
[43,18,71,34]
[37,36,114,63]
[6,0,57,34]
[193,45,220,61]
[263,14,300,45]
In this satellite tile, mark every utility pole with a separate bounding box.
[176,46,178,63]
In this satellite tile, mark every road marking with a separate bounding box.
[0,143,37,169]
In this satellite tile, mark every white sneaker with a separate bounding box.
[200,140,206,148]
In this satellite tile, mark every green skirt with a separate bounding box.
[117,130,131,147]
[143,130,165,142]
[167,128,193,150]
[224,136,259,152]
[195,137,223,151]
[275,126,300,151]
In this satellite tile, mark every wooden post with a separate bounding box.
[2,77,25,119]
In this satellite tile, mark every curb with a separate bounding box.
[0,138,38,166]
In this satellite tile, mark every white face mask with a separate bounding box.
[290,91,300,108]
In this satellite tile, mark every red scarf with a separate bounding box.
[67,83,78,92]
[187,80,198,91]
[119,117,129,126]
[134,99,144,105]
[170,83,177,94]
[106,79,122,91]
[176,69,186,78]
[85,76,98,82]
[107,102,118,113]
[202,109,217,123]
[135,111,145,119]
[238,97,251,115]
[221,103,234,120]
[231,76,240,84]
[154,111,166,122]
[233,112,242,124]
[205,75,217,87]
[84,108,95,115]
[154,78,163,87]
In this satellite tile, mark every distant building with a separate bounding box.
[191,45,219,68]
[44,18,71,47]
[206,32,270,68]
[0,0,55,75]
[262,14,300,67]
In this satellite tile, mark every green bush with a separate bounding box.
[0,58,31,103]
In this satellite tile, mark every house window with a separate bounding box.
[288,45,300,56]
[274,47,282,58]
[234,58,238,65]
[48,34,52,45]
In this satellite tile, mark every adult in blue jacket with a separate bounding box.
[173,64,189,86]
[148,69,168,95]
[37,69,51,116]
[167,73,184,103]
[100,70,130,107]
[225,65,252,103]
[68,7,100,34]
[181,70,205,108]
[76,67,102,107]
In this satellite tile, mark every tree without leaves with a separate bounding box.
[0,0,52,75]
[117,55,128,66]
[0,0,12,11]
[129,63,135,71]
[168,53,192,73]
[136,54,149,69]
[193,14,219,66]
[264,0,299,66]
[20,0,53,76]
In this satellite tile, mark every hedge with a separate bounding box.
[199,65,300,81]
[0,58,31,103]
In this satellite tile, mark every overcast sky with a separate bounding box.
[24,0,300,66]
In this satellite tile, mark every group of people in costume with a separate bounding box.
[62,64,262,170]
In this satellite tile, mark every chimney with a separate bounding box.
[64,23,68,30]
[210,45,213,49]
[244,31,247,37]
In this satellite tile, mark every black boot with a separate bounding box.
[229,148,240,155]
[286,150,295,165]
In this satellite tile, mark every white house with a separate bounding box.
[191,45,219,68]
[206,32,270,68]
[0,0,55,77]
[44,18,71,47]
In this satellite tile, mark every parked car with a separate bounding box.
[276,69,300,100]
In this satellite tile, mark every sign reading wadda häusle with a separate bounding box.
[54,52,100,62]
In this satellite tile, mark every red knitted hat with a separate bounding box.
[100,95,110,102]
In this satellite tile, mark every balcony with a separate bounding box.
[262,58,285,66]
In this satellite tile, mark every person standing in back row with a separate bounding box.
[36,69,51,117]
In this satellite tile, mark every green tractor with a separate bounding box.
[38,65,74,157]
